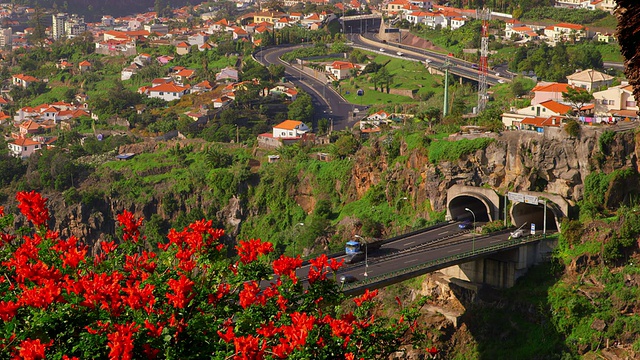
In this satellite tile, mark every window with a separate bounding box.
[609,100,614,105]
[626,101,636,107]
[601,99,608,105]
[159,92,164,95]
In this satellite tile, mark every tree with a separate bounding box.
[332,133,359,158]
[562,87,594,116]
[288,92,314,123]
[0,192,434,358]
[564,118,581,138]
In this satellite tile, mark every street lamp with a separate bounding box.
[355,234,368,278]
[464,208,476,254]
[293,222,304,256]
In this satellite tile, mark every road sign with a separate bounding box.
[507,192,524,203]
[531,223,536,235]
[524,195,539,205]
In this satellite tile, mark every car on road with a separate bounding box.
[396,51,404,56]
[459,220,473,229]
[425,59,432,64]
[340,275,358,284]
[447,53,454,57]
[498,79,506,84]
[379,48,385,52]
[509,229,524,239]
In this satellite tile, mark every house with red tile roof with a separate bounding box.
[519,116,565,133]
[272,120,310,138]
[144,81,191,101]
[531,82,580,105]
[175,41,191,55]
[78,60,92,72]
[12,73,39,88]
[544,22,591,43]
[8,137,42,159]
[325,61,359,80]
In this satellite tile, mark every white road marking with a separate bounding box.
[447,248,461,253]
[490,239,502,243]
[404,241,415,246]
[437,231,449,235]
[405,259,417,263]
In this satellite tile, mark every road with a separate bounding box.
[351,33,510,85]
[256,46,363,131]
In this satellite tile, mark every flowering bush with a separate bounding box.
[0,191,433,359]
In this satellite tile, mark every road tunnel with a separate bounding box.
[511,202,559,232]
[448,194,492,222]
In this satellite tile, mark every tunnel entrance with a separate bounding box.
[511,202,558,232]
[448,195,492,222]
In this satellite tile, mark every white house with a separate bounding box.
[8,137,42,159]
[325,61,358,80]
[146,82,190,101]
[593,83,638,118]
[272,120,310,138]
[566,69,614,92]
[12,74,39,88]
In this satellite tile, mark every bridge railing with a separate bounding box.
[342,233,550,292]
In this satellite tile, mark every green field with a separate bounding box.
[339,52,445,105]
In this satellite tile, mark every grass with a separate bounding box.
[339,51,445,104]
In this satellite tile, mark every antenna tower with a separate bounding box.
[478,8,491,113]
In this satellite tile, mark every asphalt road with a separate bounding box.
[256,46,363,131]
[352,33,509,85]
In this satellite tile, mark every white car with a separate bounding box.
[379,48,385,52]
[396,51,404,56]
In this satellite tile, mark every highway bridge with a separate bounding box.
[284,185,565,295]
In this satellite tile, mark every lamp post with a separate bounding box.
[355,234,368,278]
[465,208,476,254]
[293,222,304,256]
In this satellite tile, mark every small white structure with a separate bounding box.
[8,138,42,159]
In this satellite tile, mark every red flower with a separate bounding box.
[353,289,378,307]
[15,191,49,227]
[236,239,273,264]
[101,241,118,255]
[15,338,52,360]
[166,275,195,309]
[426,346,439,355]
[117,210,143,243]
[107,322,139,360]
[238,281,260,309]
[272,255,303,284]
[0,300,19,321]
[62,356,80,360]
[233,335,265,360]
[144,319,164,337]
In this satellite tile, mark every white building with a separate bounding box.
[566,69,614,92]
[272,120,310,138]
[146,82,190,101]
[52,13,66,40]
[8,138,41,159]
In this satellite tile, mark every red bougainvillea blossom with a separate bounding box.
[0,192,433,359]
[15,191,49,227]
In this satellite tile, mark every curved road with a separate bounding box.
[256,46,362,131]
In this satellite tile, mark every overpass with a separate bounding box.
[330,185,567,295]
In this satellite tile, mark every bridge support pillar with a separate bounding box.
[439,237,558,290]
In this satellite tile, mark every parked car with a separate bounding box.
[396,51,404,56]
[459,220,473,229]
[509,229,524,239]
[379,48,385,52]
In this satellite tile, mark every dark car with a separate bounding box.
[340,275,358,284]
[459,220,473,229]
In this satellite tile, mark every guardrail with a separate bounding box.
[301,221,452,266]
[342,233,550,293]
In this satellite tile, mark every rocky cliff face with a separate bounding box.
[25,125,638,252]
[352,127,638,217]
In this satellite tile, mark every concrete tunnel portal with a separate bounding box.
[446,185,567,232]
[511,202,559,232]
[448,195,492,223]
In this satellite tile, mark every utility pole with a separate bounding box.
[442,59,454,118]
[477,8,491,113]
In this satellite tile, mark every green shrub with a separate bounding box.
[598,130,616,154]
[427,137,495,163]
